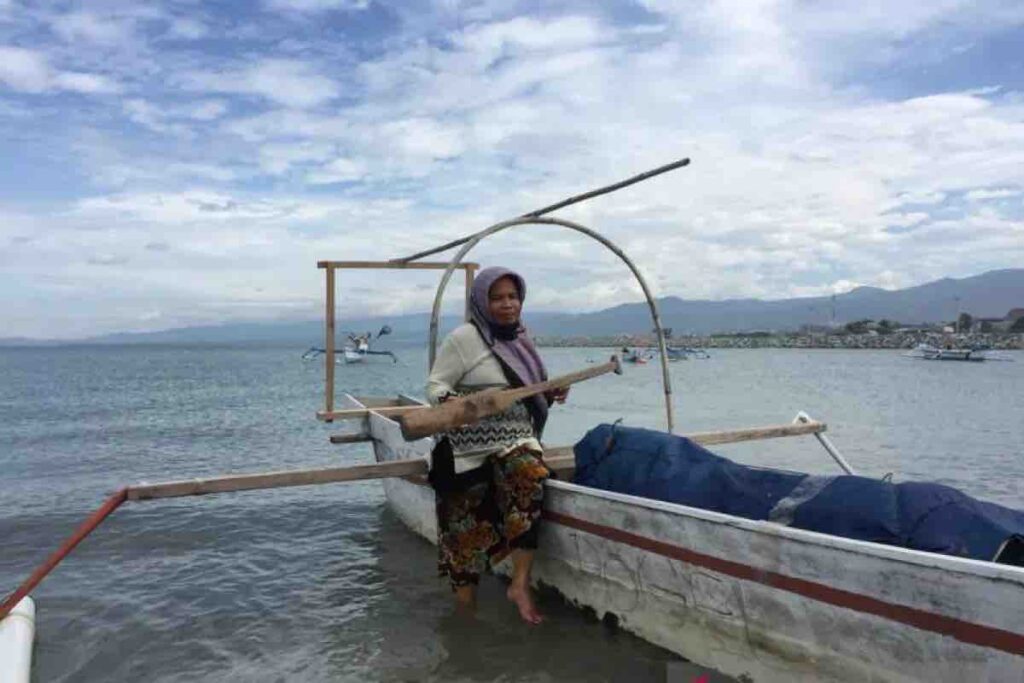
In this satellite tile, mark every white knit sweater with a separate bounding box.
[427,323,542,471]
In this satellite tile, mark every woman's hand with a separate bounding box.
[547,387,570,405]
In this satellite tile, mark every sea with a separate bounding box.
[1,345,1022,682]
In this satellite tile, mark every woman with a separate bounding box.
[427,266,567,625]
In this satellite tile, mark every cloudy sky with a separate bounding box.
[2,0,1023,339]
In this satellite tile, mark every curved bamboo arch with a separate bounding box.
[428,216,675,433]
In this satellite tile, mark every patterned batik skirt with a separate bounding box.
[434,442,550,588]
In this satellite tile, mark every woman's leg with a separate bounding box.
[492,446,549,624]
[436,478,496,609]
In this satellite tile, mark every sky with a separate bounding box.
[1,0,1023,339]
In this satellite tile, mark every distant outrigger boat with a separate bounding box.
[302,327,397,364]
[908,343,991,362]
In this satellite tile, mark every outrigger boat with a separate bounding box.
[314,227,1024,682]
[4,158,1023,682]
[301,327,398,364]
[908,342,990,362]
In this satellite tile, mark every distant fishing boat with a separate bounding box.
[666,345,710,361]
[907,343,990,362]
[302,326,397,364]
[621,347,648,364]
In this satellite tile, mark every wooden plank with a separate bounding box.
[317,406,420,421]
[317,261,479,271]
[351,396,401,408]
[328,434,372,444]
[127,459,429,500]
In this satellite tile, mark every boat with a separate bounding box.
[302,326,398,364]
[908,342,990,361]
[313,214,1024,682]
[352,396,1024,682]
[621,347,648,364]
[666,345,710,361]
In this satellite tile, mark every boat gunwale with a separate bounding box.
[542,477,1024,585]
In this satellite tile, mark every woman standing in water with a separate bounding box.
[427,266,567,625]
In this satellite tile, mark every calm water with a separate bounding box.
[1,345,1021,681]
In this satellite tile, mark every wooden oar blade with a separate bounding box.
[397,357,621,441]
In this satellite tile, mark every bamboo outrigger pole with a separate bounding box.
[391,157,691,264]
[0,417,826,622]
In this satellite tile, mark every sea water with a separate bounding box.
[1,345,1021,681]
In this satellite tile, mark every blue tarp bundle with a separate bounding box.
[572,423,1024,563]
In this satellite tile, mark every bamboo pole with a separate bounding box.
[542,421,828,471]
[392,158,691,264]
[317,261,479,270]
[127,459,428,500]
[0,489,127,621]
[325,265,335,420]
[0,417,828,622]
[464,263,477,322]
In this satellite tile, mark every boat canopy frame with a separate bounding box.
[411,216,676,434]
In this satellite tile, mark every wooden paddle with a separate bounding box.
[397,356,622,441]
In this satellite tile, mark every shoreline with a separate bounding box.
[536,332,1024,350]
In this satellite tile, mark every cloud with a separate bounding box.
[181,59,341,108]
[3,1,1024,338]
[123,98,228,134]
[305,157,366,184]
[264,0,370,11]
[52,11,134,45]
[0,45,120,94]
[87,253,130,266]
[965,187,1020,201]
[166,18,209,40]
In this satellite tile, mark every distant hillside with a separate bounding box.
[526,268,1024,336]
[3,268,1022,345]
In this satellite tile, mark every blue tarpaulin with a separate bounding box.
[572,423,1024,564]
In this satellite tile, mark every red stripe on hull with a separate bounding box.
[543,509,1024,656]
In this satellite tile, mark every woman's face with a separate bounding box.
[487,276,521,326]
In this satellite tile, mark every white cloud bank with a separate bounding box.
[0,45,120,94]
[1,0,1024,338]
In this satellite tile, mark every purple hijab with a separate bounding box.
[470,266,549,432]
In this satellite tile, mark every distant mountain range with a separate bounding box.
[3,269,1022,346]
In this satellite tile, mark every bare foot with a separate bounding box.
[506,582,544,625]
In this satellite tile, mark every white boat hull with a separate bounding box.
[342,349,365,364]
[353,395,1024,682]
[0,596,35,683]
